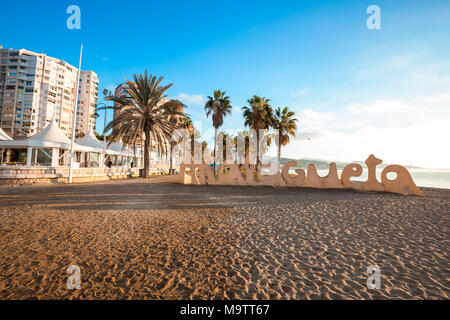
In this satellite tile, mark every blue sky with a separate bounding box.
[1,0,449,167]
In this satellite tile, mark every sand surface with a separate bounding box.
[0,177,448,299]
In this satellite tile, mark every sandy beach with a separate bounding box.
[0,178,448,300]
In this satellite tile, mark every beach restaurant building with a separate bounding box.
[0,119,171,183]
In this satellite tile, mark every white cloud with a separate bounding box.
[283,99,450,168]
[345,100,432,128]
[175,93,206,107]
[279,50,450,168]
[233,105,243,113]
[296,109,334,140]
[291,87,312,97]
[95,54,109,62]
[420,92,450,106]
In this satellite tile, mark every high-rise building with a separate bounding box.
[0,45,99,138]
[78,70,99,135]
[113,83,128,121]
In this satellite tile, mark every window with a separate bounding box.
[31,148,52,166]
[9,72,17,76]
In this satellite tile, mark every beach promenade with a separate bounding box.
[0,178,448,299]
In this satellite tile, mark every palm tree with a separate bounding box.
[233,130,273,164]
[204,90,232,174]
[105,71,186,178]
[242,95,274,168]
[273,107,298,168]
[218,131,235,164]
[234,131,250,163]
[201,141,208,155]
[180,116,198,162]
[167,105,186,175]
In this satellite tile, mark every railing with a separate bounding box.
[0,167,143,184]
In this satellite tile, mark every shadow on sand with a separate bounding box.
[0,179,396,212]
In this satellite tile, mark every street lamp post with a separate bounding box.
[102,89,109,146]
[94,103,106,139]
[94,90,112,146]
[68,44,83,184]
[103,106,107,146]
[93,90,113,167]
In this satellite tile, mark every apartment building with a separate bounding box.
[113,83,128,121]
[0,45,98,138]
[78,70,99,135]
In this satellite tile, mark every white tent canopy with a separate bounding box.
[0,119,72,148]
[0,119,97,154]
[0,128,12,141]
[76,128,105,152]
[106,139,141,157]
[107,139,125,153]
[30,119,71,145]
[0,119,143,167]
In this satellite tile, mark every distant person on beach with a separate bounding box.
[130,161,134,168]
[107,160,113,168]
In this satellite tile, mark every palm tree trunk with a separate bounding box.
[256,130,260,171]
[165,142,168,160]
[143,129,150,178]
[277,143,281,171]
[169,144,173,175]
[213,127,217,175]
